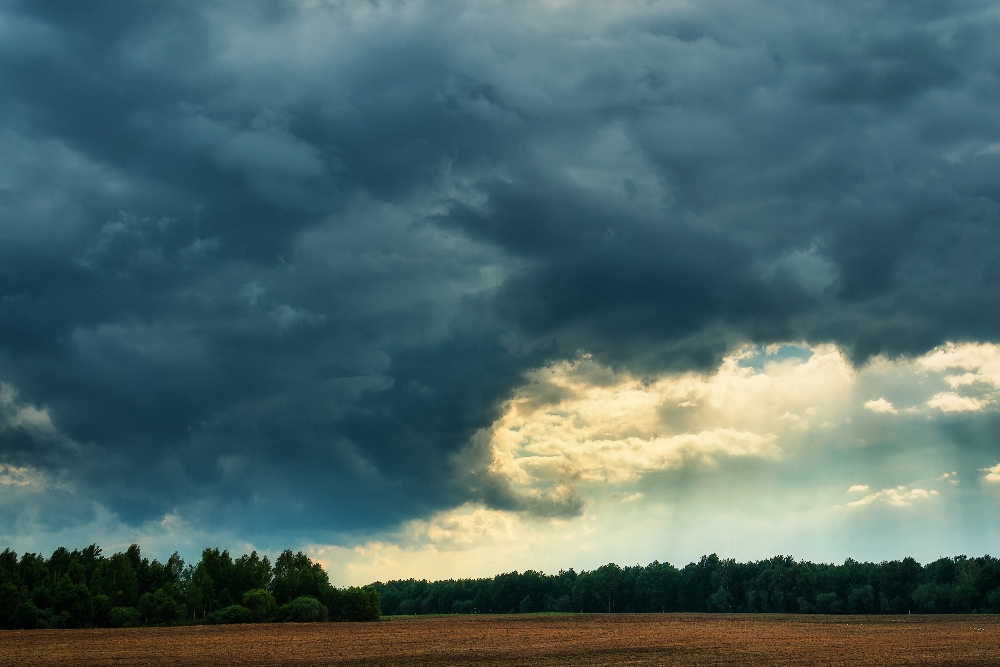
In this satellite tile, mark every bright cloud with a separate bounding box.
[846,487,938,508]
[919,343,1000,411]
[486,346,853,511]
[303,341,1000,583]
[984,464,1000,484]
[926,392,986,413]
[480,342,1000,519]
[864,398,896,414]
[919,342,1000,388]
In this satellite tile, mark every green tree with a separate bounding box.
[242,588,277,622]
[343,586,382,621]
[276,595,328,622]
[52,575,93,627]
[188,566,215,619]
[138,585,183,625]
[706,586,733,613]
[271,551,332,604]
[847,585,875,614]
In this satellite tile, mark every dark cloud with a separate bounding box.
[1,0,1000,544]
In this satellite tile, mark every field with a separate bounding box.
[2,614,999,666]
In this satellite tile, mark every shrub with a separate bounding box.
[206,604,253,625]
[108,606,141,628]
[242,588,277,622]
[276,596,328,623]
[342,586,381,621]
[14,601,44,629]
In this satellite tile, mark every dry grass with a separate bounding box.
[3,614,1000,666]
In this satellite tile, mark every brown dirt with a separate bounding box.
[2,614,999,666]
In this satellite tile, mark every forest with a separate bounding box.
[4,546,1000,629]
[0,545,380,629]
[375,553,1000,616]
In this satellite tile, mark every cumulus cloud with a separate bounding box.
[984,464,1000,484]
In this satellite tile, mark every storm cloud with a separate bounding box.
[1,0,1000,560]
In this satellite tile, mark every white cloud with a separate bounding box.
[846,487,937,508]
[926,392,986,413]
[847,484,869,493]
[984,464,1000,484]
[919,342,1000,388]
[864,398,897,414]
[918,343,1000,411]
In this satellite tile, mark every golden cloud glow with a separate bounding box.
[487,345,854,507]
[311,341,1000,583]
[846,486,938,508]
[984,463,1000,484]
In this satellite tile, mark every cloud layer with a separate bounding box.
[0,1,999,566]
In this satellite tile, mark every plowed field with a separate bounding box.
[2,614,999,666]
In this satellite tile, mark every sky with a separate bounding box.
[1,0,1000,585]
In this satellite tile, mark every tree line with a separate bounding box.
[7,547,1000,628]
[375,553,1000,616]
[0,545,380,629]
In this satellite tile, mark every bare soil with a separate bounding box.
[3,614,999,666]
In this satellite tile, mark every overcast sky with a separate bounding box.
[2,0,1000,583]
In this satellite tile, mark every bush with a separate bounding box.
[14,601,44,629]
[108,606,141,628]
[206,604,253,625]
[276,596,328,623]
[242,588,277,622]
[343,586,382,621]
